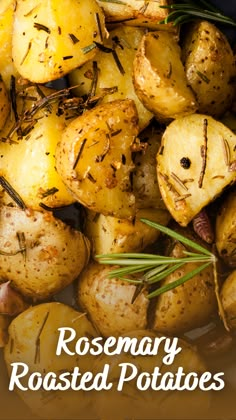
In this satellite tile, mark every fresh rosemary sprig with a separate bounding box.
[160,0,236,27]
[96,219,216,299]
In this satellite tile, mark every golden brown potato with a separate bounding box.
[220,270,236,329]
[182,21,235,117]
[157,114,236,226]
[0,0,19,88]
[0,314,10,347]
[0,84,75,210]
[133,31,197,120]
[153,241,217,335]
[133,125,167,209]
[0,76,10,130]
[93,330,210,420]
[4,302,98,418]
[12,0,107,83]
[84,208,170,257]
[69,25,153,132]
[96,0,176,31]
[0,206,90,300]
[216,191,236,267]
[77,262,149,337]
[56,99,139,219]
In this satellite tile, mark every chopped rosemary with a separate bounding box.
[96,219,216,299]
[160,1,236,27]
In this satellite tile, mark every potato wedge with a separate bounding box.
[0,85,75,210]
[157,114,236,226]
[182,21,235,117]
[153,242,217,335]
[69,25,153,132]
[133,31,197,120]
[84,208,170,257]
[0,77,10,130]
[56,99,139,219]
[0,206,90,300]
[216,191,236,267]
[77,262,149,337]
[4,302,97,418]
[12,0,107,83]
[0,0,19,88]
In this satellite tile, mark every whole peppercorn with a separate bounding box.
[180,157,191,169]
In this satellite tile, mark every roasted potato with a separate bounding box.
[220,270,236,330]
[0,84,75,210]
[133,31,197,120]
[69,25,153,132]
[96,0,176,31]
[0,0,18,88]
[93,330,210,420]
[153,241,217,335]
[84,208,170,257]
[182,21,235,117]
[0,76,10,130]
[56,99,139,219]
[0,314,10,347]
[133,124,167,209]
[0,206,90,300]
[12,0,107,83]
[157,114,236,226]
[77,262,149,337]
[216,191,236,267]
[4,302,98,418]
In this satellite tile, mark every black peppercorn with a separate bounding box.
[180,157,191,169]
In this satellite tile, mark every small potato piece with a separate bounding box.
[12,0,107,83]
[153,242,217,335]
[133,31,197,120]
[220,270,236,329]
[0,314,10,347]
[77,262,149,337]
[0,0,19,88]
[0,77,10,130]
[216,192,236,267]
[97,0,176,31]
[84,208,170,257]
[157,114,236,226]
[4,302,98,418]
[56,100,138,219]
[0,85,75,210]
[0,206,90,299]
[133,125,166,209]
[182,21,235,117]
[69,25,153,132]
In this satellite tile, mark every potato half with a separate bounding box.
[157,114,236,226]
[12,0,107,83]
[133,31,197,120]
[0,206,90,300]
[216,191,236,267]
[56,99,139,219]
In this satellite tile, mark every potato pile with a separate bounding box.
[0,0,236,418]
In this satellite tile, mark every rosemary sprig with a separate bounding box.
[96,219,216,299]
[160,1,236,27]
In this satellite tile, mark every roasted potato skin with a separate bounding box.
[133,31,197,120]
[12,0,107,83]
[77,262,149,337]
[69,25,153,132]
[56,99,138,219]
[157,114,236,226]
[182,21,235,117]
[216,191,236,267]
[0,206,90,300]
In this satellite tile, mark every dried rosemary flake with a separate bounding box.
[82,44,96,54]
[198,118,208,188]
[40,187,59,198]
[196,70,210,84]
[98,0,127,4]
[20,42,32,65]
[69,33,79,44]
[73,138,87,170]
[0,176,26,210]
[34,311,50,364]
[33,23,51,33]
[112,49,125,75]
